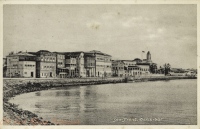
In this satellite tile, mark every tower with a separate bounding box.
[147,51,151,61]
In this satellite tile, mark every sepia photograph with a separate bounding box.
[2,3,198,127]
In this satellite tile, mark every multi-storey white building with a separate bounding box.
[88,50,112,77]
[29,50,57,78]
[112,59,150,77]
[65,52,87,77]
[6,52,36,78]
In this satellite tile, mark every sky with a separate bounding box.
[3,4,197,69]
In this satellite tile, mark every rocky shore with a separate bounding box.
[3,76,196,125]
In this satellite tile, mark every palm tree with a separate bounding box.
[150,63,157,74]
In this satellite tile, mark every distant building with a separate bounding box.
[54,52,67,78]
[112,51,154,77]
[133,58,142,63]
[136,51,153,65]
[135,51,157,74]
[112,60,150,77]
[29,50,56,78]
[88,50,112,77]
[4,49,160,78]
[64,50,112,77]
[167,68,197,76]
[146,51,152,63]
[84,52,96,77]
[135,64,150,75]
[112,60,125,77]
[64,51,86,77]
[6,52,36,78]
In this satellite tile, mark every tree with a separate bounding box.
[158,66,164,74]
[164,63,171,75]
[150,63,157,74]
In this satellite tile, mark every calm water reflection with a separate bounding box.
[9,79,197,125]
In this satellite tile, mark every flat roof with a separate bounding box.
[7,52,36,57]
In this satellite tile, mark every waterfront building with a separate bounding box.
[4,50,157,78]
[84,52,96,77]
[123,60,137,77]
[87,50,112,77]
[29,50,56,78]
[112,60,125,77]
[136,51,153,65]
[54,52,67,78]
[112,60,147,77]
[64,52,86,77]
[6,52,36,78]
[112,51,154,77]
[135,64,150,75]
[63,50,112,77]
[133,58,142,63]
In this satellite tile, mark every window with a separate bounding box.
[24,72,27,74]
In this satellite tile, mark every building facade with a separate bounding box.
[137,51,153,65]
[112,60,125,77]
[76,52,86,77]
[6,52,36,78]
[84,52,95,77]
[30,50,56,78]
[112,60,138,77]
[87,50,112,77]
[4,49,159,78]
[55,53,67,78]
[112,60,150,77]
[65,52,86,77]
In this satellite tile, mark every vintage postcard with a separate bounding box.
[1,0,199,129]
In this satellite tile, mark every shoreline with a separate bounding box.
[3,76,196,125]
